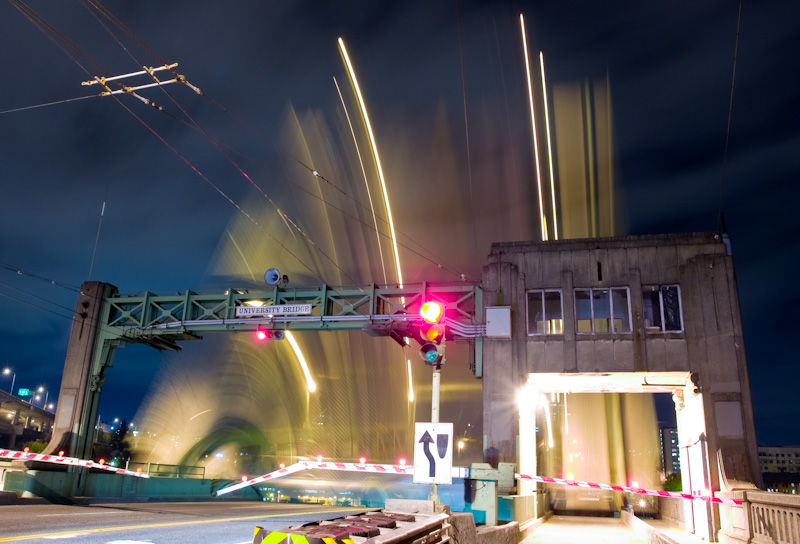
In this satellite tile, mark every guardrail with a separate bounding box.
[126,462,205,479]
[718,489,800,544]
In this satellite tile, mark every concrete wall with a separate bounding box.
[3,469,259,500]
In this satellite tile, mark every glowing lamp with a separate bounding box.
[316,455,323,463]
[256,329,267,341]
[631,480,639,488]
[241,475,248,482]
[98,458,105,465]
[398,458,406,466]
[566,472,575,480]
[420,301,443,323]
[279,463,286,469]
[23,447,29,453]
[359,457,366,464]
[58,450,64,457]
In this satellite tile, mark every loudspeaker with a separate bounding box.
[264,268,281,285]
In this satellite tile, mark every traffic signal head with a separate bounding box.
[255,328,285,341]
[420,342,443,365]
[420,301,443,323]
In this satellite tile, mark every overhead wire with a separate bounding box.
[10,0,476,290]
[13,0,331,288]
[0,94,96,116]
[80,0,365,291]
[85,0,474,284]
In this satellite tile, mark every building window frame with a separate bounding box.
[642,284,684,333]
[526,289,564,335]
[574,286,632,334]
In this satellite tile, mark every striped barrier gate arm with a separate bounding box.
[216,461,308,496]
[515,473,743,506]
[0,448,149,478]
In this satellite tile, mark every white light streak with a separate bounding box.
[333,76,388,285]
[407,359,414,402]
[188,409,212,421]
[540,51,558,240]
[286,331,316,392]
[520,14,547,241]
[338,38,404,287]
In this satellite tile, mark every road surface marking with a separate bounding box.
[0,508,354,542]
[39,511,136,517]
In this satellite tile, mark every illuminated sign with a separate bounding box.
[235,304,312,317]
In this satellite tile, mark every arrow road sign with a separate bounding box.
[413,422,453,484]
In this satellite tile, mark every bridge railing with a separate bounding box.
[126,462,205,479]
[718,489,800,544]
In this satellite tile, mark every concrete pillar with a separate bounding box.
[43,281,118,459]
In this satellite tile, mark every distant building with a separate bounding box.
[762,471,800,495]
[660,427,680,476]
[759,445,800,474]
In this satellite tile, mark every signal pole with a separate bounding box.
[429,341,444,503]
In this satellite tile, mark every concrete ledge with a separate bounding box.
[476,521,519,544]
[451,512,478,544]
[622,511,679,544]
[518,511,552,540]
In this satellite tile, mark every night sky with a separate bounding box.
[1,1,798,447]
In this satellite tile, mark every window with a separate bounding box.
[574,287,631,333]
[643,285,683,332]
[527,289,563,335]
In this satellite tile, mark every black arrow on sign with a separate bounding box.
[419,430,436,478]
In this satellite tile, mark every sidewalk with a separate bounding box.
[521,515,647,544]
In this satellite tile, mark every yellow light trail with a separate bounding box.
[286,331,316,392]
[540,51,558,240]
[338,38,404,287]
[520,14,547,241]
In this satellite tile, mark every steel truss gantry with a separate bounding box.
[104,281,484,346]
[60,282,485,463]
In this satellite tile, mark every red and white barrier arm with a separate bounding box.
[216,461,308,496]
[300,461,414,475]
[516,473,742,506]
[0,449,149,478]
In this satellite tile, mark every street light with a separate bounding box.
[2,368,15,395]
[37,386,49,408]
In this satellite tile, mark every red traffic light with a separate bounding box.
[255,328,285,341]
[420,301,443,323]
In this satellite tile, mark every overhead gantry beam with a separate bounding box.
[47,281,485,474]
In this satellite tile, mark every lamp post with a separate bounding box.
[37,386,49,408]
[2,368,15,395]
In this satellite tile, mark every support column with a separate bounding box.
[44,281,118,459]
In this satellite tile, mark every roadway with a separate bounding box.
[0,501,374,543]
